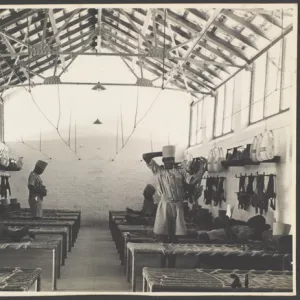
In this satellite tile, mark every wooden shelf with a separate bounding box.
[221,156,280,169]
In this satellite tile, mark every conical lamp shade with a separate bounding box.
[92,82,106,91]
[93,119,102,125]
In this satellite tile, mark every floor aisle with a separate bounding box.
[52,226,131,292]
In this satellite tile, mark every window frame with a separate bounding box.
[213,79,234,139]
[189,97,204,147]
[248,37,290,125]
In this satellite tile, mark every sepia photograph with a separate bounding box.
[0,2,297,296]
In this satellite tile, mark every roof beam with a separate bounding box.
[158,9,257,51]
[119,9,152,49]
[222,9,271,41]
[215,22,292,91]
[0,31,28,48]
[205,31,250,63]
[130,10,234,70]
[153,9,221,88]
[97,8,102,53]
[178,57,243,68]
[0,28,35,83]
[103,28,212,89]
[42,10,49,42]
[103,37,207,93]
[48,9,80,45]
[0,9,40,30]
[258,13,284,29]
[48,9,66,71]
[131,9,152,76]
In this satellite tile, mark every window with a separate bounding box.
[213,78,234,138]
[249,33,292,124]
[250,53,266,123]
[214,86,225,137]
[240,68,252,124]
[281,32,295,110]
[190,98,204,146]
[205,95,215,141]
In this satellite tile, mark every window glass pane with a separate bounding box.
[240,68,252,124]
[281,32,294,110]
[214,85,225,137]
[250,53,266,123]
[205,95,215,140]
[190,104,197,146]
[265,40,282,117]
[196,100,203,144]
[223,78,234,133]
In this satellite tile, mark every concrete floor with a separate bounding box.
[43,226,131,292]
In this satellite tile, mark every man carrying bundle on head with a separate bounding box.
[28,160,48,219]
[142,145,207,267]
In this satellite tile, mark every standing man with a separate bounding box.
[28,160,48,218]
[142,145,207,267]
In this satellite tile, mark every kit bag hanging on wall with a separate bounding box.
[237,176,248,210]
[207,149,215,172]
[259,130,275,161]
[204,177,213,205]
[256,175,269,215]
[215,147,224,173]
[212,177,220,206]
[213,177,226,207]
[250,136,258,162]
[255,134,264,162]
[266,174,276,210]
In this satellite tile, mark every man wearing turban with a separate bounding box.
[125,184,157,225]
[28,160,48,218]
[142,146,207,267]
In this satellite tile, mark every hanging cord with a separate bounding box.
[27,12,31,92]
[116,113,119,154]
[134,37,140,128]
[111,88,163,160]
[150,132,153,152]
[68,108,72,146]
[161,8,167,89]
[74,121,77,155]
[39,129,42,151]
[57,84,61,129]
[28,90,79,158]
[16,136,51,160]
[120,103,124,147]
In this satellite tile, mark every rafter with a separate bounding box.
[48,9,66,71]
[222,9,271,41]
[205,32,250,63]
[131,9,152,75]
[119,9,152,49]
[48,9,80,45]
[97,8,102,53]
[152,9,221,89]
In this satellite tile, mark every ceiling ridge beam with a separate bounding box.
[103,29,212,88]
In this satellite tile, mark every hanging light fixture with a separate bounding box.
[93,118,102,125]
[92,82,106,91]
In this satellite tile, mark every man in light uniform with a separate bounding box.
[142,145,207,267]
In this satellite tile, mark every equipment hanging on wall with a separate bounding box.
[259,130,275,161]
[250,136,258,162]
[207,147,225,173]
